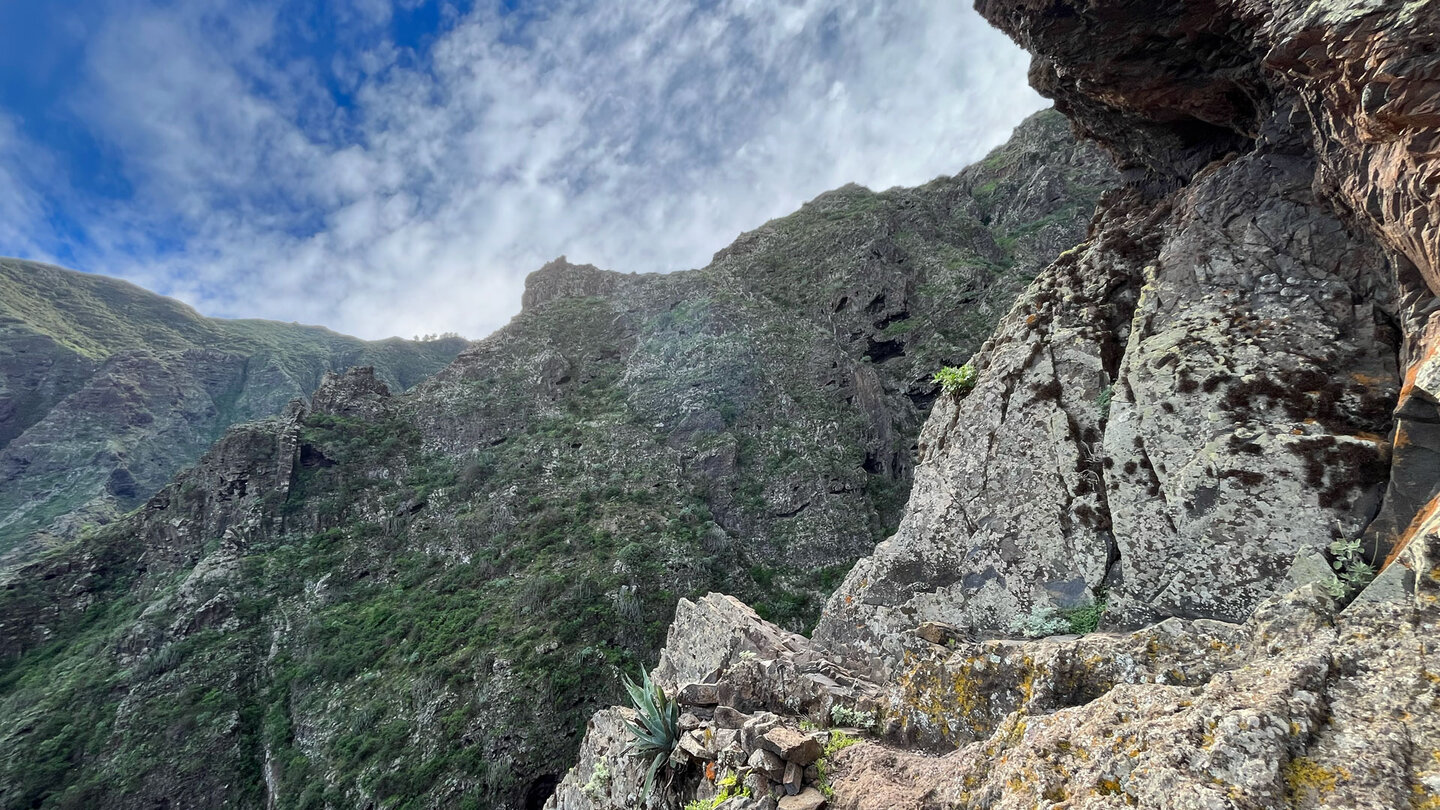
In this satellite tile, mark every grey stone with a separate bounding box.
[713,705,750,729]
[783,761,803,795]
[776,788,826,810]
[677,682,720,706]
[760,727,823,766]
[747,747,785,780]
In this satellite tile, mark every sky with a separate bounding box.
[0,0,1044,341]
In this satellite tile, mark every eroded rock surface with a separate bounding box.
[826,583,1440,810]
[562,0,1440,807]
[818,0,1435,661]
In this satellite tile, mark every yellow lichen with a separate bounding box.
[1282,757,1347,800]
[1413,784,1440,810]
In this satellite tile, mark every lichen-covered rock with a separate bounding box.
[813,191,1160,660]
[824,586,1440,810]
[884,615,1247,751]
[816,23,1414,660]
[548,707,658,810]
[1101,146,1397,627]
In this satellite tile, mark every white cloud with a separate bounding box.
[3,0,1043,340]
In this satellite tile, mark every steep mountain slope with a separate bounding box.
[0,259,469,570]
[552,1,1440,808]
[0,109,1114,810]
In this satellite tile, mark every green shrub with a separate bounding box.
[1012,593,1107,638]
[1096,384,1114,418]
[933,364,977,395]
[829,704,876,730]
[1323,537,1376,598]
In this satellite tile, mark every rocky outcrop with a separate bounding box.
[818,0,1431,663]
[521,258,627,312]
[824,581,1440,809]
[310,367,393,419]
[549,595,883,810]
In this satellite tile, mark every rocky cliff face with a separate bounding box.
[0,258,469,571]
[0,110,1113,810]
[552,1,1440,808]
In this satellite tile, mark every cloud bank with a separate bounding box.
[0,0,1044,340]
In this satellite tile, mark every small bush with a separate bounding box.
[933,364,978,395]
[1012,593,1107,638]
[829,704,876,730]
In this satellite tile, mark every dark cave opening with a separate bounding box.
[523,774,559,809]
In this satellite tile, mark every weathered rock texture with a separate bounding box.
[0,112,1113,810]
[818,0,1437,660]
[825,582,1440,810]
[560,0,1440,808]
[550,594,884,810]
[0,258,467,570]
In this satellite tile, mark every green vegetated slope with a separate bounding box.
[0,258,469,568]
[0,109,1116,810]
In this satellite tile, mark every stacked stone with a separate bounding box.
[669,683,832,810]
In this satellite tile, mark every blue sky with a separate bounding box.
[0,0,1042,340]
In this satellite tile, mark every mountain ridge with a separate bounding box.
[0,108,1116,809]
[0,256,470,568]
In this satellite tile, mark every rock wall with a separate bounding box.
[555,0,1440,807]
[820,0,1434,667]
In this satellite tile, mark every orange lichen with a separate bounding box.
[1398,341,1439,405]
[1384,490,1440,570]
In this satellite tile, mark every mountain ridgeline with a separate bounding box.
[0,109,1114,809]
[0,259,469,570]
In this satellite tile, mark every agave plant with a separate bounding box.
[622,666,681,798]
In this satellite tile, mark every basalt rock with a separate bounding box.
[818,0,1432,664]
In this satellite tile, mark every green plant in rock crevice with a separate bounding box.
[622,666,681,799]
[933,363,977,395]
[1012,591,1108,638]
[1323,536,1376,599]
[684,768,750,810]
[829,704,876,730]
[816,730,861,799]
[1096,384,1114,419]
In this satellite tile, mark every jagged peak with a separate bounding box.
[520,256,625,312]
